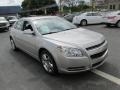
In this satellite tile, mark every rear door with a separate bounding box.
[85,12,103,24]
[92,13,103,24]
[85,13,95,24]
[12,20,24,48]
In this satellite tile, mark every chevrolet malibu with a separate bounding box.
[9,16,108,74]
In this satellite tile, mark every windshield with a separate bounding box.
[34,17,77,35]
[0,17,6,21]
[8,16,17,20]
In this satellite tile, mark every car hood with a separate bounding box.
[0,21,8,23]
[43,28,105,48]
[9,19,17,22]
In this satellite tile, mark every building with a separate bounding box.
[106,0,120,10]
[90,0,106,9]
[0,6,21,16]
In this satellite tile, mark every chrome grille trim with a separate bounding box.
[90,49,107,59]
[86,40,105,51]
[0,23,7,27]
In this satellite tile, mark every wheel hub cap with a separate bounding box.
[42,54,53,72]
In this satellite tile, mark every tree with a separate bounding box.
[22,0,57,10]
[61,0,79,7]
[21,0,58,15]
[60,0,88,13]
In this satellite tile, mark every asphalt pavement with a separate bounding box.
[0,25,120,90]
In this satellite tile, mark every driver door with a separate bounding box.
[20,21,37,57]
[85,13,95,24]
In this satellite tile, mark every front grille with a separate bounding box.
[0,23,6,27]
[90,49,107,59]
[86,40,105,51]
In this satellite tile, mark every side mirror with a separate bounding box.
[23,29,35,35]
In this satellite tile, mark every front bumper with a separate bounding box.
[0,26,9,31]
[55,41,108,73]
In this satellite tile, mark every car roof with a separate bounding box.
[22,16,58,21]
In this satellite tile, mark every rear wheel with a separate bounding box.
[80,20,87,26]
[116,21,120,28]
[40,50,58,74]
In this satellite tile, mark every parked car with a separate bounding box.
[10,16,108,74]
[104,11,120,27]
[73,12,104,26]
[7,16,18,26]
[64,12,82,22]
[0,17,9,31]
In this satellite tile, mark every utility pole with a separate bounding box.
[59,0,64,15]
[92,0,96,11]
[59,0,62,13]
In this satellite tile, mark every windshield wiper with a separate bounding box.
[65,28,77,30]
[42,31,58,35]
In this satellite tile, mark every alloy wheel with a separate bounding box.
[41,53,54,73]
[81,20,87,26]
[10,39,16,50]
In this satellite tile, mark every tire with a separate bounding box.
[106,23,111,27]
[40,50,58,74]
[10,37,18,51]
[116,21,120,28]
[80,20,87,26]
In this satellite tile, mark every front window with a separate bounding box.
[34,17,77,35]
[7,16,17,20]
[86,13,93,16]
[14,20,24,30]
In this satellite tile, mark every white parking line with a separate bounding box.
[92,69,120,85]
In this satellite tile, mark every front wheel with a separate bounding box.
[40,50,58,74]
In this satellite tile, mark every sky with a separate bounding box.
[0,0,24,6]
[0,0,90,6]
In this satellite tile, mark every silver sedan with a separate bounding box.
[9,16,108,74]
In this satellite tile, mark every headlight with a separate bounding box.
[7,23,9,26]
[58,46,83,57]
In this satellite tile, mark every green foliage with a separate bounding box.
[21,0,58,16]
[22,0,57,10]
[63,4,90,13]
